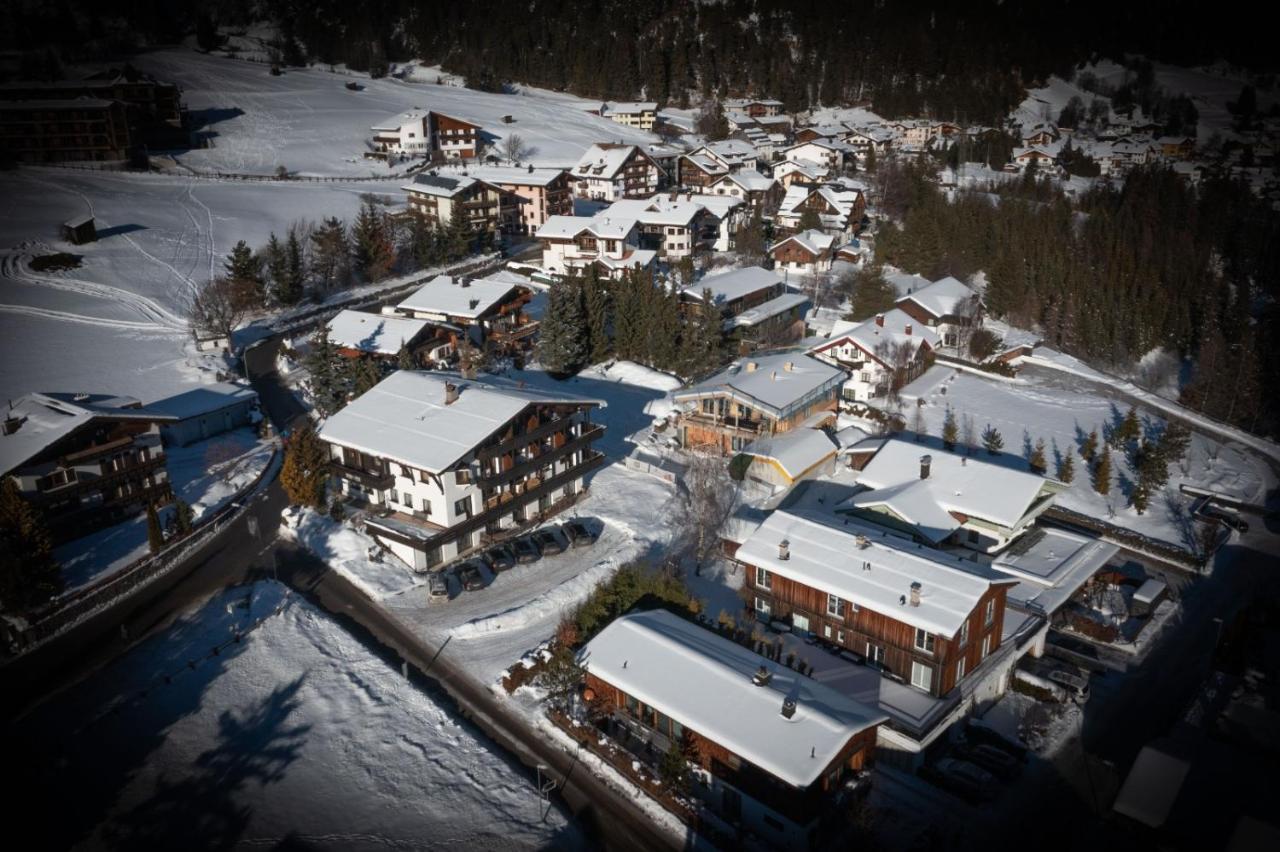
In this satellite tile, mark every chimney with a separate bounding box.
[905,324,912,336]
[771,370,777,381]
[909,581,922,607]
[874,314,884,328]
[779,538,790,560]
[459,277,471,288]
[784,361,795,372]
[920,454,932,480]
[444,382,460,405]
[469,298,480,310]
[1,415,22,436]
[746,361,758,373]
[781,697,797,719]
[752,665,772,686]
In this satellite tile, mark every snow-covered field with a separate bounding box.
[11,581,583,850]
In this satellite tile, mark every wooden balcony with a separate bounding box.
[680,412,767,436]
[478,415,597,462]
[330,461,394,490]
[480,424,605,488]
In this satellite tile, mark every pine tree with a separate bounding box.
[982,424,1004,454]
[0,478,63,609]
[864,145,877,173]
[1081,429,1099,463]
[1092,447,1112,496]
[1056,451,1075,484]
[264,232,289,306]
[537,277,589,375]
[146,502,164,553]
[349,356,383,397]
[1156,421,1191,467]
[224,240,263,306]
[797,206,823,232]
[397,341,415,371]
[659,738,691,797]
[280,425,330,508]
[734,206,766,259]
[310,217,349,293]
[582,268,611,365]
[1029,437,1047,474]
[537,643,587,712]
[1117,406,1141,446]
[306,328,348,417]
[678,287,723,378]
[941,405,958,450]
[351,197,395,282]
[174,499,194,536]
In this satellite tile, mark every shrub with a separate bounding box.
[968,328,1001,361]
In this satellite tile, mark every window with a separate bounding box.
[756,566,772,590]
[860,371,871,382]
[754,596,771,616]
[984,599,995,628]
[456,468,472,485]
[981,635,991,659]
[420,497,431,515]
[454,497,472,518]
[866,643,884,665]
[958,620,969,647]
[910,661,933,692]
[823,624,832,639]
[914,628,935,654]
[837,629,845,644]
[826,594,845,618]
[956,658,966,682]
[625,693,639,714]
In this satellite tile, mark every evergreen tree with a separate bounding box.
[1156,421,1191,467]
[351,197,395,282]
[647,282,682,371]
[223,240,263,306]
[797,207,823,232]
[613,269,646,362]
[1029,437,1047,474]
[1056,451,1075,484]
[310,217,350,293]
[1092,447,1112,496]
[264,232,288,306]
[146,502,164,554]
[537,277,589,375]
[582,268,611,365]
[537,643,587,712]
[982,424,1004,454]
[1116,406,1141,447]
[941,405,958,451]
[0,478,62,610]
[397,341,416,371]
[734,206,766,259]
[864,145,877,173]
[280,425,330,509]
[659,738,691,797]
[174,499,194,536]
[1081,429,1099,463]
[844,266,898,321]
[284,228,306,304]
[349,356,383,398]
[305,328,348,417]
[678,287,723,378]
[695,97,729,141]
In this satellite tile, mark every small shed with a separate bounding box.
[1131,577,1168,617]
[61,214,97,245]
[149,383,260,447]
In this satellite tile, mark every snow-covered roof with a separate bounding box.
[147,383,258,421]
[581,609,886,788]
[602,101,656,114]
[327,309,435,355]
[680,152,728,176]
[0,97,119,111]
[537,214,637,240]
[724,97,784,109]
[371,109,426,132]
[726,292,809,330]
[681,266,780,306]
[993,527,1119,613]
[813,309,938,362]
[1113,743,1190,828]
[592,249,657,272]
[846,439,1057,530]
[896,276,977,319]
[459,165,567,187]
[743,428,838,480]
[711,169,775,192]
[318,371,601,474]
[63,213,93,228]
[737,510,1008,637]
[1,392,175,476]
[778,185,861,223]
[572,144,644,180]
[770,229,835,257]
[605,198,707,227]
[397,273,528,320]
[401,173,480,199]
[697,139,758,166]
[674,352,845,418]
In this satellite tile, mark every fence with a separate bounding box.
[23,157,430,183]
[16,444,281,652]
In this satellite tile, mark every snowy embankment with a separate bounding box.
[281,506,425,599]
[12,581,582,850]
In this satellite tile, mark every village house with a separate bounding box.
[1020,122,1059,148]
[1156,135,1196,160]
[570,143,664,201]
[370,110,483,160]
[679,140,760,188]
[808,310,936,403]
[673,352,845,453]
[772,160,830,188]
[680,266,809,347]
[675,151,729,189]
[737,427,839,490]
[0,98,134,163]
[768,229,836,276]
[837,439,1066,554]
[658,192,747,252]
[1,392,176,544]
[401,173,506,235]
[841,126,894,164]
[604,197,724,260]
[737,509,1018,699]
[580,608,886,848]
[326,309,446,366]
[537,213,655,280]
[723,97,786,117]
[1011,144,1061,172]
[704,169,783,213]
[391,270,536,350]
[456,166,572,235]
[893,276,983,350]
[148,383,259,448]
[776,183,866,235]
[643,143,683,189]
[319,371,604,571]
[596,101,657,131]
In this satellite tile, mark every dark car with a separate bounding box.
[460,562,486,591]
[964,724,1028,763]
[955,742,1021,781]
[563,519,598,547]
[511,535,541,564]
[484,544,516,573]
[921,758,997,803]
[533,528,566,556]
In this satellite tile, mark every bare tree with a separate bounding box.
[960,412,976,454]
[499,133,533,164]
[188,276,248,346]
[874,339,922,401]
[677,451,739,569]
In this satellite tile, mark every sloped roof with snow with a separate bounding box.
[896,276,977,319]
[698,138,758,165]
[770,229,836,257]
[606,198,707,227]
[743,428,838,480]
[603,101,657,114]
[537,214,638,241]
[397,273,528,320]
[737,510,1007,637]
[674,352,845,417]
[848,439,1056,529]
[726,292,809,330]
[327,310,434,355]
[401,173,480,198]
[572,144,643,180]
[371,110,427,132]
[147,383,258,421]
[581,609,887,788]
[318,371,600,474]
[812,309,938,362]
[461,165,568,187]
[1,392,175,476]
[681,266,780,305]
[712,168,776,192]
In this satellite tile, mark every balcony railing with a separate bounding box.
[330,461,394,490]
[681,412,767,435]
[480,425,605,488]
[479,416,598,462]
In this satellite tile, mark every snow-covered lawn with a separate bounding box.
[281,505,426,600]
[53,513,153,595]
[899,363,1275,550]
[12,581,583,850]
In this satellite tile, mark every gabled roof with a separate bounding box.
[397,273,529,320]
[327,309,435,356]
[460,165,567,187]
[401,173,483,198]
[845,438,1056,530]
[811,309,937,363]
[602,101,657,114]
[742,428,838,480]
[736,510,1009,637]
[680,266,780,306]
[709,168,776,193]
[537,214,638,240]
[770,229,835,258]
[696,139,758,167]
[583,610,886,788]
[371,109,427,132]
[1,392,175,476]
[572,144,650,180]
[318,371,600,475]
[779,184,861,218]
[606,197,709,227]
[896,276,977,319]
[674,352,845,419]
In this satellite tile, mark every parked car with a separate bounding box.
[484,544,516,573]
[563,519,598,547]
[460,563,486,591]
[955,742,1021,781]
[511,535,541,564]
[922,758,997,802]
[533,528,566,556]
[428,571,449,601]
[1047,668,1091,704]
[964,724,1028,763]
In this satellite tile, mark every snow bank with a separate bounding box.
[167,428,275,521]
[452,557,619,639]
[281,506,425,599]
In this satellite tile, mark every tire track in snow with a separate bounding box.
[0,303,175,332]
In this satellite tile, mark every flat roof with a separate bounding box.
[726,291,809,330]
[993,527,1119,613]
[1113,743,1191,828]
[460,165,567,187]
[674,352,845,418]
[582,609,887,788]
